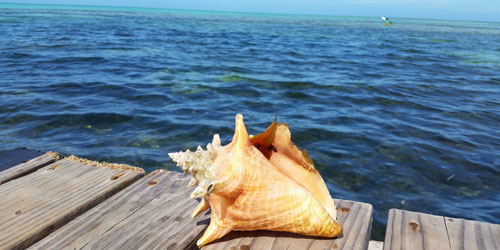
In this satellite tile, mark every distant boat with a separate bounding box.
[381,16,392,25]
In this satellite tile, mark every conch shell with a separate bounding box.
[169,114,342,247]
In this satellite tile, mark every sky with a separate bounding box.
[3,0,500,22]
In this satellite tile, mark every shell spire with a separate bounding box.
[169,114,342,247]
[168,134,221,199]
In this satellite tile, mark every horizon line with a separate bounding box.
[1,2,498,23]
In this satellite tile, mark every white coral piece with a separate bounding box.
[168,134,222,198]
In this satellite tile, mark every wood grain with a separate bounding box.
[0,150,56,185]
[30,171,210,250]
[383,209,449,250]
[368,240,383,250]
[383,209,500,250]
[445,216,500,250]
[0,157,144,250]
[201,199,373,250]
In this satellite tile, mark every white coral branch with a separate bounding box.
[168,134,222,198]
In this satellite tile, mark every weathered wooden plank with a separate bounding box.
[445,216,500,250]
[383,209,500,250]
[30,171,210,250]
[0,150,58,184]
[368,240,383,250]
[201,199,373,250]
[383,209,449,250]
[0,156,144,250]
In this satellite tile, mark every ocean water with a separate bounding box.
[1,3,499,240]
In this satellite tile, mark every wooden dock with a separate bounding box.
[384,209,500,250]
[0,149,499,250]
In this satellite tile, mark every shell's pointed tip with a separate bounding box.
[196,239,204,247]
[197,224,232,247]
[196,235,211,247]
[232,113,250,149]
[196,224,232,247]
[235,114,244,124]
[191,199,210,218]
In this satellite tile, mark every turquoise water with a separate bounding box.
[1,3,499,240]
